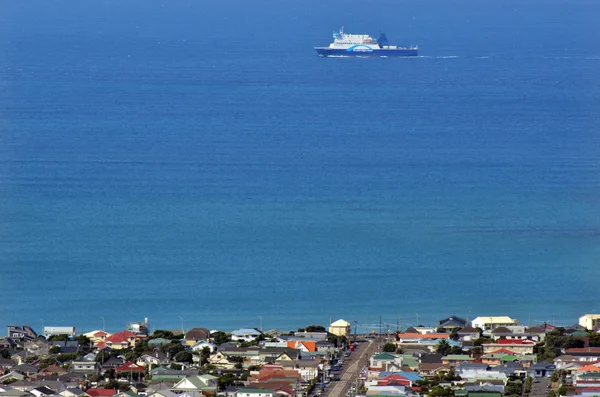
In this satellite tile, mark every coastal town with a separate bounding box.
[1,314,600,397]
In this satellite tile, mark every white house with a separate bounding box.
[328,319,351,337]
[190,340,217,353]
[471,316,519,332]
[231,329,263,342]
[236,389,274,397]
[579,314,600,331]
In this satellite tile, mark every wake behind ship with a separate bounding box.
[315,28,418,57]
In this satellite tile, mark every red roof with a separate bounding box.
[116,362,146,372]
[287,341,317,352]
[497,339,535,345]
[86,389,116,397]
[106,331,136,344]
[96,342,106,349]
[93,331,108,337]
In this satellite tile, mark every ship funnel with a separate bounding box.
[377,33,389,47]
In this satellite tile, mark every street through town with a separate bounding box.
[323,338,382,397]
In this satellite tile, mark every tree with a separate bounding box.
[382,343,397,353]
[0,349,10,359]
[212,332,230,346]
[547,391,556,397]
[161,341,186,357]
[218,373,239,389]
[49,346,61,355]
[305,325,326,332]
[174,351,193,363]
[200,347,211,366]
[48,334,69,342]
[77,335,91,348]
[435,340,452,355]
[39,357,58,369]
[589,333,600,347]
[150,330,175,340]
[95,350,111,363]
[449,329,459,341]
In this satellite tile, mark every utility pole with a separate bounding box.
[379,316,382,336]
[400,317,403,331]
[178,316,184,334]
[416,313,420,326]
[354,320,357,343]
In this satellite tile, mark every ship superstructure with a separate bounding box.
[315,27,418,57]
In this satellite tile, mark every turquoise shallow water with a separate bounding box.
[0,0,599,334]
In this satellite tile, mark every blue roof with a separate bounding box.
[379,371,423,381]
[231,328,262,335]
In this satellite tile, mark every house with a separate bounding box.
[84,389,117,397]
[231,329,263,342]
[137,353,170,368]
[0,371,25,383]
[419,363,452,378]
[171,375,218,397]
[104,331,137,350]
[115,362,146,374]
[471,317,519,332]
[83,331,111,347]
[286,341,316,353]
[190,341,217,354]
[376,371,423,387]
[328,320,351,337]
[396,333,451,343]
[72,361,101,374]
[482,340,535,355]
[579,314,600,331]
[208,352,238,369]
[235,389,274,397]
[184,329,211,347]
[60,389,85,397]
[31,387,56,397]
[528,361,556,378]
[457,326,480,342]
[442,355,474,367]
[7,325,38,341]
[101,357,125,370]
[294,360,319,381]
[438,316,467,330]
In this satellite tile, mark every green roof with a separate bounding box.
[579,373,600,379]
[501,355,518,361]
[468,393,502,397]
[482,354,505,359]
[444,355,474,361]
[372,353,397,361]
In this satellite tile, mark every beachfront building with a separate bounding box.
[579,314,600,331]
[471,316,519,332]
[231,328,263,342]
[438,316,467,330]
[184,328,211,346]
[328,319,351,337]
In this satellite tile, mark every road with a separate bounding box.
[530,377,551,397]
[323,338,382,397]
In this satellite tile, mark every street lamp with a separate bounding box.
[258,316,263,332]
[178,316,184,334]
[100,317,105,331]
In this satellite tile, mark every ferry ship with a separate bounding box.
[315,28,418,57]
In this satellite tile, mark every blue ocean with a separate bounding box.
[1,0,599,334]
